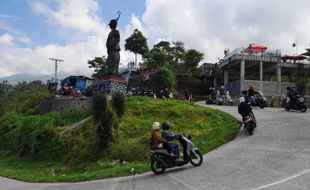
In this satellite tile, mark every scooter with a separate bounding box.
[241,90,266,108]
[241,112,256,135]
[150,134,203,174]
[285,97,307,112]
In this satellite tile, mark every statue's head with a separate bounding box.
[109,11,121,29]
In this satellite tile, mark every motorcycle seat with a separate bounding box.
[150,149,170,155]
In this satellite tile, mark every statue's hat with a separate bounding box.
[109,11,121,27]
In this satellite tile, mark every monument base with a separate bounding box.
[96,75,127,96]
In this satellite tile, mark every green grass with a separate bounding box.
[0,96,239,182]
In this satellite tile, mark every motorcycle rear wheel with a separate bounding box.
[190,150,203,166]
[246,125,254,135]
[151,159,166,174]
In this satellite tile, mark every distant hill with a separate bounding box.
[0,72,73,84]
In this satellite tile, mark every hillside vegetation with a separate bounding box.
[0,96,238,182]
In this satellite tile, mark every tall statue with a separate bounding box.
[106,11,121,75]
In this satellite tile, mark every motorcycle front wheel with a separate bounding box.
[190,149,203,166]
[151,159,166,174]
[300,105,307,113]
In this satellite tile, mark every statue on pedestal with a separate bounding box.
[96,11,127,96]
[106,11,121,75]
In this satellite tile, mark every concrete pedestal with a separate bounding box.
[96,76,127,96]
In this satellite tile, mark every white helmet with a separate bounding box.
[239,97,245,103]
[152,122,160,130]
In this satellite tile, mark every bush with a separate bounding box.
[5,115,63,159]
[159,66,176,89]
[92,94,118,147]
[20,91,52,114]
[0,111,89,159]
[112,93,125,118]
[63,121,99,166]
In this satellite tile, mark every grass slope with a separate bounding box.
[0,96,239,182]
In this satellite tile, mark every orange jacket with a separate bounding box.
[150,130,166,150]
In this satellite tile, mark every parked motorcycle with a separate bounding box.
[241,90,267,108]
[219,91,234,106]
[206,87,219,105]
[284,97,307,112]
[206,88,233,106]
[241,113,256,135]
[150,134,203,174]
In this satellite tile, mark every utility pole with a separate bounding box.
[49,58,63,93]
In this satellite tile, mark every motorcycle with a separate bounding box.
[206,88,220,105]
[284,97,307,112]
[150,134,203,174]
[241,112,256,135]
[219,91,234,106]
[206,89,233,105]
[241,90,267,108]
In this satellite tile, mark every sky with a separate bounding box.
[0,0,310,78]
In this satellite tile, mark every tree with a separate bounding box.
[153,41,171,52]
[304,48,310,60]
[87,56,107,79]
[171,41,185,64]
[143,48,174,69]
[159,66,176,89]
[183,49,204,75]
[125,29,149,67]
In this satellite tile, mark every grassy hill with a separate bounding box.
[0,96,239,182]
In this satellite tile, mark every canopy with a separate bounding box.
[243,43,268,54]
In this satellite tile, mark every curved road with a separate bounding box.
[1,104,310,190]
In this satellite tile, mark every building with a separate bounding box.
[199,62,216,76]
[61,76,93,89]
[219,43,310,96]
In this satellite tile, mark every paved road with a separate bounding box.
[1,104,310,190]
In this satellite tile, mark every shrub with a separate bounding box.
[92,94,118,147]
[0,111,89,159]
[20,91,52,114]
[5,116,64,159]
[63,121,99,166]
[112,93,125,118]
[159,66,176,89]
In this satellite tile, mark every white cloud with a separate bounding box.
[31,0,107,36]
[140,0,310,62]
[0,0,135,78]
[2,0,310,78]
[0,33,13,45]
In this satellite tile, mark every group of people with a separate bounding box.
[150,121,181,161]
[57,86,94,98]
[127,87,173,99]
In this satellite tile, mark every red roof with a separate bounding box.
[243,43,268,54]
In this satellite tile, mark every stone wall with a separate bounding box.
[39,97,92,114]
[97,78,127,96]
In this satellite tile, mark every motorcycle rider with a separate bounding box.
[286,86,297,106]
[248,85,258,105]
[150,122,167,150]
[219,86,226,96]
[161,122,180,160]
[238,97,256,134]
